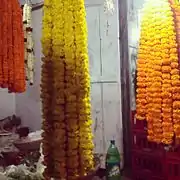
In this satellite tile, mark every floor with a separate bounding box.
[123,177,131,180]
[92,176,131,180]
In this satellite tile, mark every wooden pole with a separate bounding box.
[118,0,132,177]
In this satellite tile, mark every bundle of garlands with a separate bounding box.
[41,0,94,179]
[0,0,26,93]
[136,0,180,145]
[23,2,35,85]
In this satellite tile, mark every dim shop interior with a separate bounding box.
[1,0,180,180]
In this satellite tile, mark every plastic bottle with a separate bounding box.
[106,140,121,180]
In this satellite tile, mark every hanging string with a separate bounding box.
[23,0,35,85]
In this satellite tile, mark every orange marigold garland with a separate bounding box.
[0,0,26,93]
[0,2,3,86]
[136,0,180,144]
[135,44,147,120]
[2,0,8,88]
[12,0,26,93]
[136,1,156,142]
[170,0,180,58]
[7,0,14,90]
[169,0,180,140]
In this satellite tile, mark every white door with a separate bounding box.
[86,0,123,167]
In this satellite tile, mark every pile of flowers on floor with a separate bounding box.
[0,164,43,180]
[0,142,45,180]
[0,144,101,180]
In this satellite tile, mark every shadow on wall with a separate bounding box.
[15,8,42,131]
[0,89,15,120]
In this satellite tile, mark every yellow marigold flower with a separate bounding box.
[41,0,94,178]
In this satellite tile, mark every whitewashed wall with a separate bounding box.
[0,90,15,119]
[16,0,123,166]
[87,0,122,166]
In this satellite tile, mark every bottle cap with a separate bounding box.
[110,140,115,144]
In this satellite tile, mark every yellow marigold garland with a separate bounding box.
[41,0,54,179]
[41,0,94,179]
[51,0,67,179]
[73,0,94,176]
[136,0,180,144]
[64,0,79,178]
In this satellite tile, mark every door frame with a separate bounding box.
[118,0,132,176]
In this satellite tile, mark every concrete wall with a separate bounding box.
[0,89,15,119]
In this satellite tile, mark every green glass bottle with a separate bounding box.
[106,140,121,180]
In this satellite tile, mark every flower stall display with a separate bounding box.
[41,0,94,179]
[136,0,180,144]
[23,2,35,85]
[0,0,26,93]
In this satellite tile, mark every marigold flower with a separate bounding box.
[41,0,94,178]
[136,0,180,144]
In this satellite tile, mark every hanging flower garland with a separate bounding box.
[2,0,9,88]
[23,2,35,85]
[0,2,2,86]
[41,0,94,179]
[41,0,54,179]
[12,0,26,93]
[136,0,180,144]
[7,0,14,89]
[169,0,180,140]
[169,0,180,59]
[0,0,26,93]
[73,0,94,175]
[64,0,79,178]
[51,0,67,179]
[136,1,154,141]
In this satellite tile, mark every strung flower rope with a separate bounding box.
[2,0,8,88]
[23,2,35,85]
[41,0,54,179]
[12,0,26,93]
[7,0,14,89]
[51,0,67,179]
[0,3,2,86]
[169,0,180,140]
[73,0,94,175]
[137,1,154,141]
[136,0,180,144]
[41,0,94,179]
[0,0,26,93]
[64,0,79,178]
